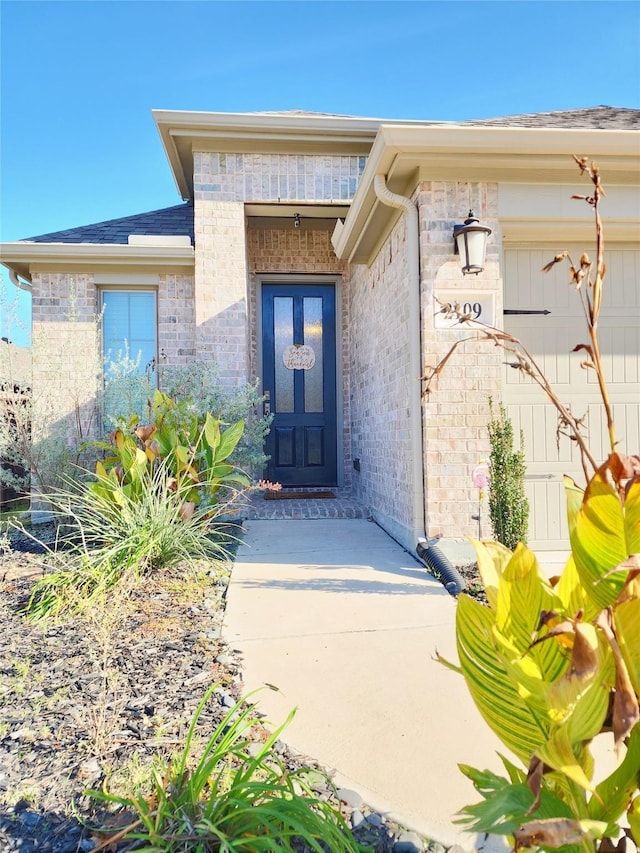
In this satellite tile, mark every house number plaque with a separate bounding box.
[283,344,316,370]
[434,291,496,329]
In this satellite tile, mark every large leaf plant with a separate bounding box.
[433,159,640,850]
[91,389,250,518]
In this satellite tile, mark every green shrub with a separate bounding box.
[88,685,367,852]
[103,360,272,476]
[25,391,248,619]
[487,398,529,549]
[93,389,249,515]
[26,467,237,620]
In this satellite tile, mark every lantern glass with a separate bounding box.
[453,212,492,275]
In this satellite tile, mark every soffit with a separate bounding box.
[0,242,195,282]
[334,124,640,265]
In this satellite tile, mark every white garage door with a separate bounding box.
[503,246,640,550]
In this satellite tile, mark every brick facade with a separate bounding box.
[418,182,502,539]
[194,198,248,383]
[28,173,503,543]
[346,214,417,532]
[31,273,101,445]
[193,152,365,202]
[157,273,196,364]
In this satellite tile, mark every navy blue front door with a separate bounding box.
[262,284,337,486]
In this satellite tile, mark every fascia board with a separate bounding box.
[335,124,640,264]
[1,242,195,280]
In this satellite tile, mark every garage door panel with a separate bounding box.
[524,479,566,548]
[591,325,640,384]
[503,247,639,551]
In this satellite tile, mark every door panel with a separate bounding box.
[262,284,337,486]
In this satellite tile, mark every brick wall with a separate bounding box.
[193,152,365,202]
[193,199,248,384]
[192,151,365,388]
[31,273,101,445]
[157,273,196,364]
[347,215,417,530]
[417,181,503,539]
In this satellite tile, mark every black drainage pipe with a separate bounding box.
[416,538,466,597]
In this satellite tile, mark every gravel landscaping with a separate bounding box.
[1,524,480,853]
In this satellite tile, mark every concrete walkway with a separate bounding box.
[223,518,508,851]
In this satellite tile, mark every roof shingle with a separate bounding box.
[462,106,640,129]
[23,203,194,245]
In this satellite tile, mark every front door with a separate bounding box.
[262,283,337,486]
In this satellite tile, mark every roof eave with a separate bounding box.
[152,109,390,201]
[1,242,195,281]
[333,125,640,264]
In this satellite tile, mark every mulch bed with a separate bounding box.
[0,529,474,852]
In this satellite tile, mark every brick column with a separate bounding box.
[418,182,503,540]
[193,198,249,386]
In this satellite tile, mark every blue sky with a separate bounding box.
[1,0,639,346]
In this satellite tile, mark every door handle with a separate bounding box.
[264,402,271,417]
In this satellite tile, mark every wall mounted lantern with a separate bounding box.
[453,210,492,275]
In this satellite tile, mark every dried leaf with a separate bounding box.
[573,154,590,173]
[572,343,594,357]
[542,251,569,273]
[515,817,606,849]
[612,661,640,749]
[608,453,640,482]
[525,755,545,815]
[146,439,161,459]
[179,501,196,522]
[570,622,599,678]
[134,424,156,443]
[596,611,640,749]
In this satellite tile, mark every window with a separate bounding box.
[101,290,156,374]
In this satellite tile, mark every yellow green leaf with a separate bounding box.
[615,598,640,697]
[625,478,640,554]
[564,475,584,541]
[571,470,628,610]
[536,724,595,793]
[472,538,511,611]
[554,554,594,620]
[456,594,547,763]
[495,545,566,683]
[629,793,640,843]
[216,419,245,462]
[204,414,221,452]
